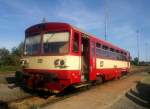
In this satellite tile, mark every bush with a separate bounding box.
[0,55,20,66]
[131,57,139,66]
[0,65,21,72]
[0,42,23,67]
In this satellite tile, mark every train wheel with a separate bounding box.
[96,76,103,84]
[121,71,127,77]
[15,71,24,84]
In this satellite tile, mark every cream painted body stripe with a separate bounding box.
[96,58,130,69]
[24,56,130,71]
[24,55,81,70]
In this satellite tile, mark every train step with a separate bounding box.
[73,82,91,89]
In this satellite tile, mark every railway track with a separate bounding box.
[6,69,149,109]
[7,85,90,109]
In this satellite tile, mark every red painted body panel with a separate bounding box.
[23,69,81,91]
[25,22,71,37]
[96,68,129,80]
[89,38,96,81]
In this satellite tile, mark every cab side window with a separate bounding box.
[73,33,79,52]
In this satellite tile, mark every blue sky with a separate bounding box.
[0,0,149,61]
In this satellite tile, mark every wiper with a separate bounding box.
[45,33,55,43]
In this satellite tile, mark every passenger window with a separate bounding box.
[73,33,79,52]
[96,43,101,48]
[102,45,108,50]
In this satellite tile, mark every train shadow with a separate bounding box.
[0,76,15,84]
[21,85,79,99]
[125,81,150,108]
[30,86,78,98]
[5,76,15,84]
[0,101,9,109]
[20,86,56,99]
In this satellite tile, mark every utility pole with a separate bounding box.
[42,17,46,23]
[149,45,150,62]
[136,30,140,64]
[104,0,109,41]
[145,42,148,62]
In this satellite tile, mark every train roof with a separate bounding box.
[71,25,128,53]
[25,22,129,54]
[71,23,128,54]
[25,22,71,33]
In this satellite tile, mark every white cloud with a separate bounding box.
[0,0,49,23]
[56,0,104,31]
[0,0,149,60]
[54,0,142,59]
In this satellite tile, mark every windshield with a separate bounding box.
[25,35,41,55]
[43,32,69,54]
[24,32,69,55]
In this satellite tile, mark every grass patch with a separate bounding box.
[142,75,150,84]
[0,65,21,74]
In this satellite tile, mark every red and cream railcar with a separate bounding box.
[21,22,130,92]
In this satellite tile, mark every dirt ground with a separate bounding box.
[0,66,149,109]
[107,75,150,109]
[43,72,150,109]
[0,84,30,102]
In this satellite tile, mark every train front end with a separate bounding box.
[21,23,80,93]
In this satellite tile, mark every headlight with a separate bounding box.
[54,59,65,67]
[60,60,65,66]
[20,60,24,65]
[54,59,60,66]
[20,59,29,67]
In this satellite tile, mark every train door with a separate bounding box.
[89,39,96,81]
[81,35,90,82]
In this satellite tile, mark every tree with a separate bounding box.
[0,48,10,66]
[11,42,24,57]
[132,57,139,65]
[10,42,24,65]
[0,48,10,59]
[0,42,24,66]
